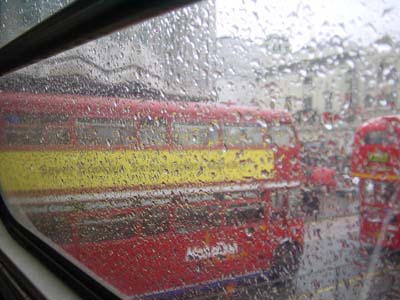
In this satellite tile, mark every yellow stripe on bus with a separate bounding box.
[0,149,275,193]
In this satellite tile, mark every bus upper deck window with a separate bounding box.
[4,112,70,145]
[173,122,219,147]
[5,127,45,145]
[268,124,295,147]
[140,118,167,147]
[77,118,135,146]
[223,124,262,147]
[48,128,71,145]
[365,131,390,145]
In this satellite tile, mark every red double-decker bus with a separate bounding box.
[351,115,400,257]
[0,92,304,299]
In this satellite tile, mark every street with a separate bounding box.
[294,214,398,300]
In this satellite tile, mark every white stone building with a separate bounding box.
[217,34,400,121]
[216,34,400,152]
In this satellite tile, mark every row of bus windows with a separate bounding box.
[22,191,262,214]
[3,113,295,147]
[30,203,265,244]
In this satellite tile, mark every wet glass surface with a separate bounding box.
[0,0,399,299]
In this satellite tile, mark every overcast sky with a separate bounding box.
[216,0,400,50]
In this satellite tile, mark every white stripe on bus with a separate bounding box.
[11,181,301,207]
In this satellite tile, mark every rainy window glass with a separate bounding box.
[1,0,400,299]
[222,124,262,146]
[173,122,219,146]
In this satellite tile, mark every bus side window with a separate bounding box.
[225,203,264,226]
[288,189,303,217]
[78,213,138,243]
[175,206,221,233]
[270,191,286,219]
[173,122,219,147]
[77,118,135,146]
[140,118,167,147]
[223,124,262,147]
[141,207,169,236]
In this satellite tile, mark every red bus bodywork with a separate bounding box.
[351,115,400,254]
[0,92,304,299]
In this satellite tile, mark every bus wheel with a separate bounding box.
[270,242,302,281]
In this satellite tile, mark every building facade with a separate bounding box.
[216,34,400,158]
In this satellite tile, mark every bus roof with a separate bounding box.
[355,115,400,137]
[0,92,292,124]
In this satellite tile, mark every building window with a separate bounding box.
[304,76,313,86]
[304,96,313,111]
[364,94,374,108]
[345,69,353,101]
[285,97,292,112]
[324,91,333,111]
